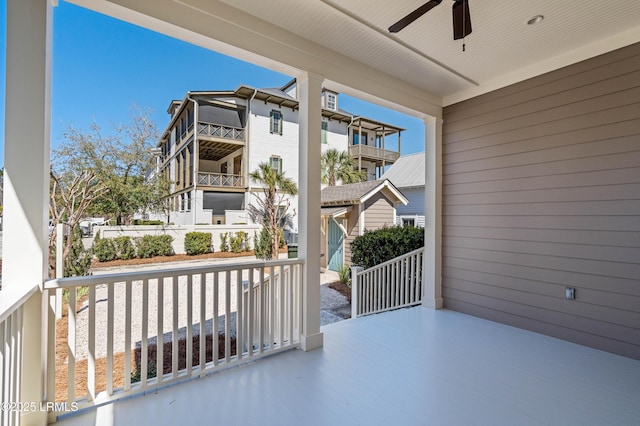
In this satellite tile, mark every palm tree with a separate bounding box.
[321,149,366,186]
[249,162,298,260]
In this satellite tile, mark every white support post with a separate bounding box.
[422,116,443,309]
[350,266,362,318]
[3,0,54,422]
[297,72,323,351]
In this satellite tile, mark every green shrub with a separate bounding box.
[278,229,286,248]
[254,228,272,260]
[185,232,212,255]
[133,219,164,226]
[113,236,136,260]
[219,233,229,252]
[239,231,250,251]
[136,234,174,258]
[93,237,117,262]
[131,361,157,383]
[65,227,93,276]
[351,226,424,269]
[229,231,249,253]
[338,265,351,288]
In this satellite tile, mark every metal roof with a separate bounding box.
[382,152,425,188]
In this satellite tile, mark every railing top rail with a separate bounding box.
[357,247,424,274]
[0,283,40,323]
[45,258,304,289]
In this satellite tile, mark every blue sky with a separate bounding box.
[0,1,424,167]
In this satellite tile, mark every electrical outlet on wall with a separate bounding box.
[565,287,576,300]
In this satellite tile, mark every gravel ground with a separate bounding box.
[69,259,350,360]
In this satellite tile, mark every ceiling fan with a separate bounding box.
[388,0,472,41]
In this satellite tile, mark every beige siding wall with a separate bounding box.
[364,193,395,229]
[442,43,640,360]
[344,207,360,266]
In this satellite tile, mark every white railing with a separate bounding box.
[0,284,40,426]
[197,172,244,188]
[197,122,245,141]
[43,259,303,419]
[351,248,424,318]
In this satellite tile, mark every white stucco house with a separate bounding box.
[382,152,426,227]
[157,79,404,229]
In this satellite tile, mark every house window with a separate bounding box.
[402,218,415,227]
[321,121,328,144]
[353,131,368,145]
[326,93,337,110]
[270,156,283,173]
[270,110,283,135]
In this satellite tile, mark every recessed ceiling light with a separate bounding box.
[527,15,544,25]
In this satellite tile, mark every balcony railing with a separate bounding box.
[42,259,303,418]
[197,172,244,188]
[351,248,424,318]
[348,144,400,163]
[197,122,245,141]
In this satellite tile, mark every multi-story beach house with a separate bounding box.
[156,79,404,228]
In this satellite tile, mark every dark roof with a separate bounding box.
[321,180,384,205]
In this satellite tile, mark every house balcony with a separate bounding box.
[197,122,245,143]
[196,172,246,191]
[349,144,400,166]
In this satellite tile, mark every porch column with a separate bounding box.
[297,72,323,351]
[423,116,443,309]
[3,0,54,422]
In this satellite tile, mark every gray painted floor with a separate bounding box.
[55,307,640,426]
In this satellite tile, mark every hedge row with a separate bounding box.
[93,234,174,262]
[350,226,424,269]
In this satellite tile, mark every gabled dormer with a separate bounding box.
[322,89,338,111]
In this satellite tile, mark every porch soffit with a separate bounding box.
[198,140,243,161]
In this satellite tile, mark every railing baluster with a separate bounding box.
[225,270,231,363]
[172,276,178,378]
[141,279,148,389]
[199,273,206,376]
[68,286,76,402]
[269,266,275,351]
[46,290,56,405]
[279,266,285,347]
[106,282,115,395]
[247,268,254,357]
[157,278,164,385]
[259,268,265,354]
[124,281,132,391]
[236,269,243,360]
[187,274,193,375]
[1,319,6,425]
[86,285,95,401]
[213,272,219,366]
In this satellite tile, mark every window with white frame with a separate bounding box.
[270,110,283,135]
[326,93,337,110]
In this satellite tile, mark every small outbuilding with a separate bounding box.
[320,179,408,272]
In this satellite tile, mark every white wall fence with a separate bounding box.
[43,258,302,421]
[93,224,261,254]
[351,248,424,318]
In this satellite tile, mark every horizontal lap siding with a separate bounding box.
[364,194,395,229]
[442,43,640,360]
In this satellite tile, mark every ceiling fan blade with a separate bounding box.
[388,0,443,33]
[452,0,472,40]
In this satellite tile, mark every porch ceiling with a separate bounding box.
[55,308,640,426]
[214,0,640,104]
[198,140,243,161]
